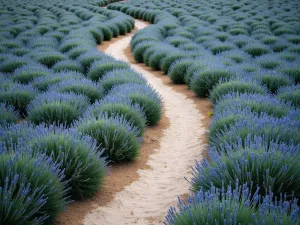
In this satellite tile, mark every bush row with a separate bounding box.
[109,0,300,223]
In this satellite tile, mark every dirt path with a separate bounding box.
[83,20,209,225]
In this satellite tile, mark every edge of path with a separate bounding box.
[56,19,211,225]
[83,20,212,225]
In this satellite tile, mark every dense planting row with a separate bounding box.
[109,0,300,223]
[0,0,163,224]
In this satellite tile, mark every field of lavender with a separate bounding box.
[0,0,300,224]
[108,0,300,224]
[0,0,162,224]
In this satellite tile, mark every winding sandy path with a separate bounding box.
[84,20,206,225]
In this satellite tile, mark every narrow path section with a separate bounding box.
[84,20,207,225]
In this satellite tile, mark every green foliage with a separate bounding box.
[191,69,234,97]
[256,73,294,93]
[210,80,267,104]
[52,60,84,73]
[169,59,194,84]
[88,60,129,82]
[27,92,89,126]
[76,115,141,161]
[0,84,38,116]
[0,150,67,224]
[0,103,20,125]
[244,44,270,57]
[28,127,107,199]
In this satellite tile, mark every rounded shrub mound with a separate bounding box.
[68,45,90,60]
[142,47,157,66]
[34,51,68,68]
[210,79,268,104]
[277,85,300,108]
[168,58,194,84]
[165,185,256,225]
[191,69,234,97]
[85,95,146,135]
[255,71,294,93]
[214,92,292,118]
[133,41,156,63]
[272,40,291,52]
[0,83,38,116]
[184,62,207,85]
[278,51,298,62]
[99,68,146,92]
[32,71,84,92]
[220,49,251,64]
[52,60,84,73]
[255,55,281,70]
[75,114,141,162]
[59,38,95,53]
[88,59,130,82]
[210,42,234,55]
[77,50,107,72]
[243,43,270,57]
[0,103,20,126]
[166,36,191,48]
[108,83,162,126]
[208,108,257,142]
[161,52,187,74]
[0,146,67,224]
[27,125,107,199]
[0,55,32,73]
[27,92,89,126]
[190,140,300,201]
[148,50,169,70]
[165,183,300,225]
[12,63,50,84]
[53,78,104,103]
[209,114,300,151]
[28,36,58,49]
[0,122,36,150]
[280,65,300,84]
[96,25,113,41]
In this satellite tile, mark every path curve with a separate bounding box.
[84,20,206,225]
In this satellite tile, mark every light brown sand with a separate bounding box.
[83,20,211,225]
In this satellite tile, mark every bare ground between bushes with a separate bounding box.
[56,20,211,225]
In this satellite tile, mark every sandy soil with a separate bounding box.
[83,20,211,225]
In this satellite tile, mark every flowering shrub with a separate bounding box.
[165,184,300,225]
[27,92,89,126]
[52,60,84,73]
[191,69,234,97]
[100,68,146,92]
[210,79,268,104]
[0,145,68,224]
[277,84,300,108]
[88,58,130,82]
[12,63,50,84]
[75,114,141,161]
[53,78,104,103]
[85,95,147,135]
[0,103,20,126]
[0,83,38,116]
[109,83,162,126]
[26,125,107,199]
[169,58,194,84]
[190,139,300,200]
